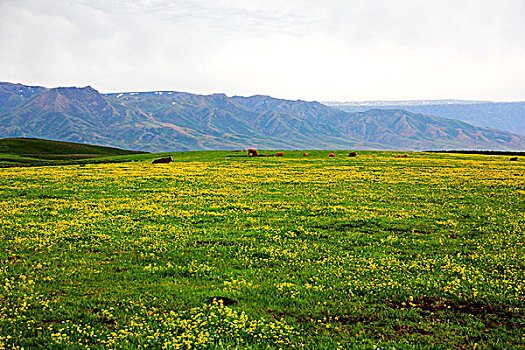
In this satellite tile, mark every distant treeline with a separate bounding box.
[426,150,525,156]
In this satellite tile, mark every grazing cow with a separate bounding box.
[152,156,174,164]
[303,153,308,157]
[510,157,518,161]
[401,154,408,158]
[348,151,357,157]
[247,149,259,157]
[394,155,401,158]
[276,152,284,157]
[329,152,336,157]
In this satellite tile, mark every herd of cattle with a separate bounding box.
[249,149,362,158]
[151,151,520,163]
[151,151,391,163]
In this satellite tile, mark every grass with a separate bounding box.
[0,150,523,349]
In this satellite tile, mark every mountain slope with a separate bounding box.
[0,86,160,148]
[0,82,48,113]
[326,109,525,150]
[326,101,525,136]
[1,82,525,152]
[107,91,365,150]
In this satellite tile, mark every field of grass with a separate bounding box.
[0,150,523,349]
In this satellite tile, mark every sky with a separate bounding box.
[1,0,525,101]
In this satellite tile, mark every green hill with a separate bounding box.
[0,137,147,167]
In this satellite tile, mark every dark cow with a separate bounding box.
[247,149,258,156]
[510,157,518,161]
[276,152,284,157]
[401,154,408,158]
[247,149,259,157]
[303,153,308,157]
[152,156,174,164]
[329,152,336,157]
[348,151,357,157]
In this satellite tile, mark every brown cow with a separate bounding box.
[401,154,408,158]
[247,149,259,157]
[152,156,174,164]
[329,152,336,157]
[510,157,518,161]
[276,152,284,157]
[348,151,357,157]
[303,153,308,157]
[394,155,401,158]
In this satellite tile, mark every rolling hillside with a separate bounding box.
[0,137,147,167]
[1,82,525,152]
[0,137,145,158]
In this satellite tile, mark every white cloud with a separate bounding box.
[1,0,524,101]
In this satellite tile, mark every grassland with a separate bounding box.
[0,150,523,349]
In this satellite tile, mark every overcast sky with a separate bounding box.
[1,0,524,101]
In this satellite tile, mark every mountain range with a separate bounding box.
[1,82,525,152]
[325,100,525,136]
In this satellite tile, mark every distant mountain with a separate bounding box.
[325,100,489,107]
[325,100,525,136]
[325,109,525,150]
[106,91,366,150]
[0,82,48,113]
[0,85,159,149]
[1,82,525,152]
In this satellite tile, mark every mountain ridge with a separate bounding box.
[325,100,525,136]
[1,82,524,152]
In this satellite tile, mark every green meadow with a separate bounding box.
[0,150,523,349]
